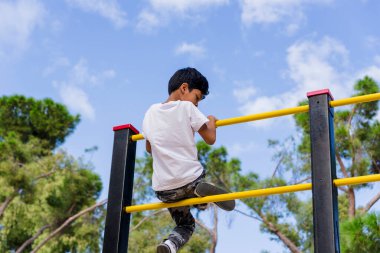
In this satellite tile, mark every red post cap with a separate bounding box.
[307,89,334,100]
[112,124,139,134]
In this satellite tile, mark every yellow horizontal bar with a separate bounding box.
[125,174,380,213]
[334,174,380,187]
[330,93,380,108]
[131,134,144,141]
[216,105,309,127]
[125,183,312,213]
[130,92,380,141]
[130,105,309,141]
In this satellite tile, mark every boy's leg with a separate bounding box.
[194,182,235,211]
[164,205,195,250]
[156,182,197,252]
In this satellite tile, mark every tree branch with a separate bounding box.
[193,204,218,253]
[336,152,349,178]
[129,209,166,232]
[234,208,262,222]
[16,224,52,253]
[31,199,107,253]
[0,193,16,219]
[293,176,311,185]
[272,155,285,178]
[258,212,302,253]
[361,191,380,214]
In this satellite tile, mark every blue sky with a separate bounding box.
[1,0,380,252]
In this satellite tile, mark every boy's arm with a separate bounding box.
[146,140,152,154]
[198,115,217,145]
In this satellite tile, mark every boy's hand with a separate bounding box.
[199,115,217,145]
[207,115,218,129]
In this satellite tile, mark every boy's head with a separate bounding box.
[168,67,209,100]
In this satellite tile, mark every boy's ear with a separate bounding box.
[180,83,189,93]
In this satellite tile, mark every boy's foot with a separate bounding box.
[194,182,235,211]
[157,240,177,253]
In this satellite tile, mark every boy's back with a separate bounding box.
[143,100,208,191]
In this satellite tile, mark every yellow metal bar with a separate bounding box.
[125,174,380,213]
[125,183,312,213]
[330,93,380,108]
[216,105,309,127]
[130,92,380,141]
[334,174,380,187]
[130,105,309,141]
[131,133,144,141]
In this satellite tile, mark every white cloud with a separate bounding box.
[136,10,161,33]
[53,58,117,120]
[43,57,70,76]
[286,36,349,93]
[240,0,332,32]
[59,85,95,120]
[375,55,380,65]
[150,0,229,13]
[355,66,380,86]
[234,36,355,127]
[175,42,206,57]
[365,35,380,49]
[229,141,258,157]
[136,0,228,32]
[65,0,127,28]
[233,86,257,103]
[0,0,45,56]
[68,59,116,86]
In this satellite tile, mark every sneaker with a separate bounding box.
[157,240,177,253]
[194,182,235,211]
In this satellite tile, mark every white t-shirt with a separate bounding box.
[142,100,209,191]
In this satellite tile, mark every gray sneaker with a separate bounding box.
[157,243,170,253]
[157,240,176,253]
[194,182,235,211]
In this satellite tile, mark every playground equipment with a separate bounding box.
[102,89,380,253]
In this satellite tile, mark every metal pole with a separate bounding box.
[103,124,138,253]
[307,89,340,253]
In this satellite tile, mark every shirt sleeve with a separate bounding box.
[188,103,209,132]
[141,108,150,141]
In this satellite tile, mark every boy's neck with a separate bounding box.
[165,91,181,103]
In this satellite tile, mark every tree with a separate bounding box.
[0,95,80,150]
[0,95,105,252]
[245,76,380,252]
[340,212,380,253]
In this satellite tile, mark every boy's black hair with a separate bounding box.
[168,67,209,98]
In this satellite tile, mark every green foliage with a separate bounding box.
[0,95,80,149]
[0,147,104,252]
[340,212,380,253]
[0,95,103,253]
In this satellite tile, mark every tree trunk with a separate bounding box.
[210,205,218,253]
[194,206,218,253]
[31,199,107,253]
[259,213,302,253]
[348,187,356,218]
[0,194,16,218]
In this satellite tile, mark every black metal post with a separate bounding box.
[307,89,340,253]
[103,124,138,253]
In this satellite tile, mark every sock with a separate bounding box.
[164,240,177,253]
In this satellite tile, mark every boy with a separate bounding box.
[142,67,235,253]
